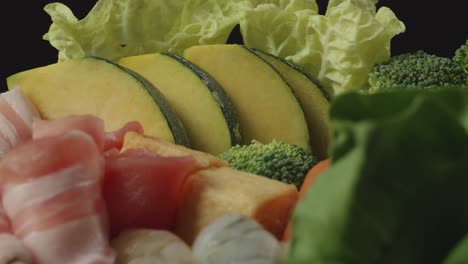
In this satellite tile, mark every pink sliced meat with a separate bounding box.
[32,115,144,152]
[0,87,38,263]
[0,189,33,263]
[32,114,106,150]
[2,87,40,128]
[0,97,32,142]
[0,131,115,264]
[0,136,10,158]
[103,121,144,151]
[0,87,40,153]
[0,206,10,234]
[103,149,195,238]
[0,205,33,263]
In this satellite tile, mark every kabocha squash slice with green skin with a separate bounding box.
[184,44,311,151]
[252,48,332,160]
[118,52,241,155]
[6,56,190,146]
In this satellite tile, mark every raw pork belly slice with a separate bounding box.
[0,131,115,264]
[0,87,38,263]
[1,86,39,128]
[32,115,144,152]
[32,115,106,149]
[0,87,40,155]
[0,206,33,263]
[0,234,33,264]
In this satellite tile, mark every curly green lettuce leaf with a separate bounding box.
[43,0,248,61]
[241,0,405,95]
[287,88,468,263]
[43,0,404,95]
[327,0,378,13]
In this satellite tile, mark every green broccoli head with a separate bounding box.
[369,50,467,90]
[218,140,319,189]
[453,40,468,74]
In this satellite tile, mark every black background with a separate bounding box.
[1,1,467,91]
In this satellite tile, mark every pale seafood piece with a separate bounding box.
[111,229,196,264]
[192,214,281,264]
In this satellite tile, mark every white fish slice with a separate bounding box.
[192,214,281,264]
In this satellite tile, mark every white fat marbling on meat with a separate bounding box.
[0,131,115,264]
[0,136,10,157]
[3,164,97,218]
[0,234,33,264]
[23,215,114,264]
[0,113,18,147]
[2,87,40,128]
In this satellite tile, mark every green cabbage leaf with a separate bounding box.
[43,0,404,95]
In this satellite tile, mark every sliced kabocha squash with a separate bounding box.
[253,48,332,160]
[118,52,241,155]
[6,56,189,146]
[183,44,311,151]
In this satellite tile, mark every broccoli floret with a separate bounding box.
[218,140,318,188]
[369,51,467,90]
[453,40,468,74]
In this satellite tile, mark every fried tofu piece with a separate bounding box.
[121,132,227,170]
[173,167,299,244]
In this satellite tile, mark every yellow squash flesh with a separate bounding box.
[119,52,241,154]
[6,57,189,145]
[254,49,331,159]
[184,44,310,150]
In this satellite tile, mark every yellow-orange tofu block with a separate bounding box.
[174,167,299,245]
[121,132,227,170]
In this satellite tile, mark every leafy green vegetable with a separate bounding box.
[43,0,404,96]
[368,51,467,90]
[218,140,318,189]
[287,88,468,264]
[43,0,248,61]
[241,0,405,95]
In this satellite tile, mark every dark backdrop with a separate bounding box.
[1,1,466,91]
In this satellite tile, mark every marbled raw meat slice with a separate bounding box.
[0,87,39,263]
[104,149,195,238]
[2,86,40,128]
[0,87,39,155]
[0,131,115,264]
[32,115,143,152]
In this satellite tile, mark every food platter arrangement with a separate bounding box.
[0,0,467,263]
